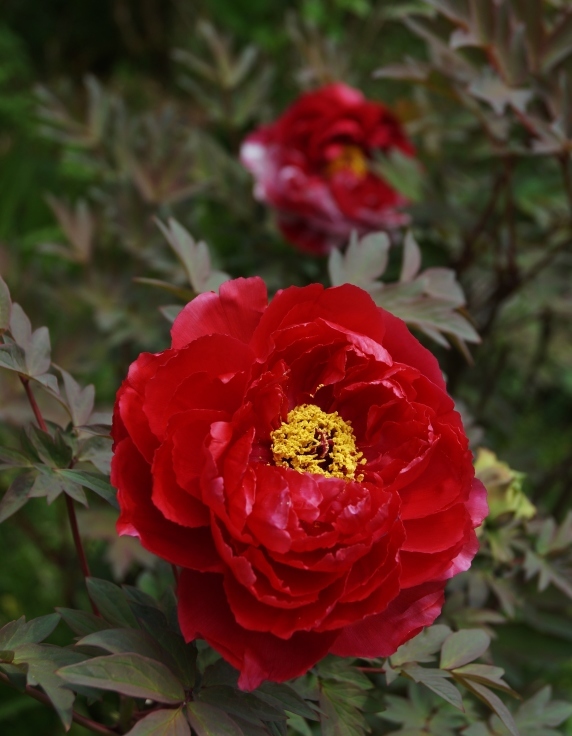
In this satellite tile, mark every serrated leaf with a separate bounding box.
[58,469,117,508]
[77,435,112,474]
[0,473,34,523]
[86,578,139,628]
[187,702,245,736]
[58,653,185,703]
[58,367,95,426]
[0,614,60,650]
[0,274,11,334]
[25,425,72,468]
[56,608,109,637]
[461,679,519,736]
[156,218,230,294]
[401,665,464,711]
[391,625,452,666]
[126,708,191,736]
[328,231,390,289]
[440,629,490,670]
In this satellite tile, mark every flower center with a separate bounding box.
[326,145,369,179]
[270,404,365,480]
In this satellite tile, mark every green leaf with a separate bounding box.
[12,643,86,729]
[9,303,32,348]
[0,662,27,691]
[461,679,519,736]
[198,685,284,726]
[187,702,245,736]
[256,683,320,721]
[76,435,112,474]
[56,608,109,636]
[391,625,452,666]
[440,629,490,670]
[86,578,139,628]
[0,343,27,373]
[77,628,173,666]
[0,274,11,334]
[58,469,118,508]
[328,231,390,289]
[0,446,33,467]
[25,425,72,468]
[30,467,88,506]
[58,653,185,704]
[541,11,572,72]
[26,326,51,376]
[0,614,60,649]
[374,148,424,202]
[58,367,95,426]
[401,665,464,711]
[452,664,519,697]
[126,708,191,735]
[0,473,34,523]
[515,685,572,733]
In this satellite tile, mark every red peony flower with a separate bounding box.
[111,277,487,690]
[240,83,415,255]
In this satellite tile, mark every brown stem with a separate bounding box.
[0,671,117,735]
[19,375,99,616]
[20,376,48,432]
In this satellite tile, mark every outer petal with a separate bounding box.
[112,437,222,572]
[330,581,444,657]
[171,277,267,349]
[178,569,337,690]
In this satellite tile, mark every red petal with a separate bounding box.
[171,277,267,349]
[177,569,337,690]
[112,437,222,572]
[379,309,446,390]
[330,581,444,657]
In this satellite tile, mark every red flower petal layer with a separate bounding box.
[112,277,486,687]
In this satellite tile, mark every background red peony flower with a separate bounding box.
[111,277,487,690]
[240,83,415,255]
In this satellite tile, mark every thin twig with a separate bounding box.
[0,671,117,735]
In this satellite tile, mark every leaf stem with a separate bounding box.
[0,671,117,735]
[19,375,98,616]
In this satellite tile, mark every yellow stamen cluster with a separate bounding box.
[271,404,365,481]
[326,145,369,179]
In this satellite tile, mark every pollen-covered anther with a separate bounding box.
[270,404,365,480]
[326,145,369,179]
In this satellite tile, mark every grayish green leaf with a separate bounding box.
[126,708,191,736]
[440,629,491,670]
[0,474,34,523]
[401,665,464,711]
[0,614,60,650]
[58,367,95,426]
[56,608,109,637]
[391,624,452,666]
[187,702,245,736]
[58,469,117,508]
[86,578,139,628]
[58,653,185,704]
[462,679,519,736]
